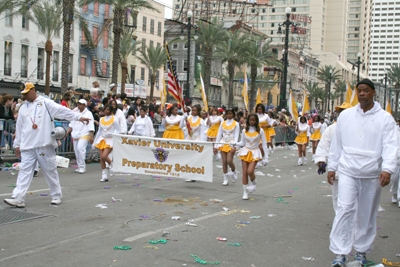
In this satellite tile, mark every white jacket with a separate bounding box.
[69,108,95,139]
[128,115,155,137]
[115,108,127,134]
[314,123,337,164]
[328,102,397,178]
[14,96,81,150]
[214,119,240,148]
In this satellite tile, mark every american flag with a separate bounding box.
[165,43,186,112]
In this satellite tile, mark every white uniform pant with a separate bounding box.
[329,174,381,255]
[332,178,338,214]
[12,146,62,201]
[390,164,400,201]
[73,138,88,170]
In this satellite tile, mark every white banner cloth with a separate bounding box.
[112,134,213,182]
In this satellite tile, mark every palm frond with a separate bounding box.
[28,2,63,40]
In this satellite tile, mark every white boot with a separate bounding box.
[303,156,307,165]
[298,157,303,166]
[109,163,115,176]
[222,174,229,186]
[231,170,238,183]
[242,184,249,200]
[247,179,256,193]
[100,170,108,182]
[262,156,269,166]
[311,154,315,162]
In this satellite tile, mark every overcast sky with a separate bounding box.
[156,0,173,19]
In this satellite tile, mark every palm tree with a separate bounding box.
[137,44,167,100]
[196,17,226,98]
[119,34,140,94]
[387,64,400,114]
[84,0,159,85]
[215,30,250,108]
[303,81,324,111]
[334,80,347,105]
[245,37,280,111]
[28,2,63,95]
[317,65,341,113]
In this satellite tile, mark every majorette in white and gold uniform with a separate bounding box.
[236,127,269,163]
[215,119,240,152]
[310,122,322,141]
[186,115,207,141]
[161,114,187,140]
[206,115,224,138]
[257,113,274,143]
[94,115,121,149]
[295,122,311,145]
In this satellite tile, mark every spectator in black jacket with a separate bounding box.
[0,94,15,120]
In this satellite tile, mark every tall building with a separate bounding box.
[369,0,400,82]
[0,5,81,97]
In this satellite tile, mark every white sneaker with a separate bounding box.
[33,169,39,177]
[185,179,196,182]
[222,174,229,186]
[75,169,80,173]
[78,168,86,174]
[298,158,303,166]
[311,155,315,162]
[231,170,238,183]
[392,195,398,204]
[246,184,256,193]
[4,198,25,208]
[109,165,115,176]
[51,199,62,205]
[100,171,108,182]
[242,185,249,200]
[303,157,307,165]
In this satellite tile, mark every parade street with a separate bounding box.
[0,149,399,267]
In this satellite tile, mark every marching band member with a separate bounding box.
[256,104,273,165]
[186,104,207,142]
[93,104,121,182]
[67,99,94,174]
[295,116,310,166]
[4,83,90,208]
[214,109,240,186]
[236,114,268,200]
[206,108,224,142]
[310,115,322,162]
[267,111,279,153]
[128,106,155,137]
[162,104,187,140]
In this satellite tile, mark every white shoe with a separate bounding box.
[51,199,62,205]
[271,149,274,154]
[78,168,86,174]
[33,169,39,177]
[75,168,80,173]
[216,153,221,160]
[100,171,108,182]
[109,165,115,176]
[256,161,263,168]
[222,174,229,186]
[185,179,196,182]
[246,184,256,193]
[262,156,269,166]
[303,157,307,165]
[4,198,25,208]
[392,195,398,204]
[242,185,249,200]
[311,155,315,162]
[231,170,237,183]
[250,179,257,186]
[298,158,302,166]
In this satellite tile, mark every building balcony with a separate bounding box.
[4,68,11,76]
[20,69,28,78]
[53,73,59,82]
[37,71,44,80]
[68,75,72,83]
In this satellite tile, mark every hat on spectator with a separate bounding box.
[78,99,87,105]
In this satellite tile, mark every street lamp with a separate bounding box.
[180,9,198,100]
[347,51,365,83]
[381,71,391,109]
[328,69,333,112]
[277,6,298,110]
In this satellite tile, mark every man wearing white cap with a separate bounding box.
[66,99,94,174]
[4,83,90,208]
[109,83,117,94]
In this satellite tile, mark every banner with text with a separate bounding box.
[112,134,214,182]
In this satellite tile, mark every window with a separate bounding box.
[157,42,161,48]
[53,51,59,81]
[183,60,188,72]
[271,23,275,27]
[93,26,98,43]
[104,4,110,18]
[184,43,188,49]
[94,2,99,16]
[81,29,86,44]
[150,40,154,47]
[141,67,145,80]
[22,16,29,29]
[142,38,146,52]
[148,69,152,86]
[4,42,12,76]
[80,56,86,75]
[143,16,147,32]
[102,62,107,76]
[172,43,178,49]
[67,54,73,82]
[158,22,162,36]
[21,45,28,78]
[175,5,180,9]
[83,4,88,13]
[103,30,109,48]
[71,22,74,40]
[5,9,12,26]
[92,60,96,76]
[150,19,155,34]
[37,48,44,79]
[130,66,136,83]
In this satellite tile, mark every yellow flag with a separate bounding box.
[386,99,392,114]
[256,88,262,108]
[302,90,311,115]
[351,85,359,106]
[200,73,208,112]
[160,66,167,111]
[242,68,249,111]
[345,81,353,103]
[289,90,298,122]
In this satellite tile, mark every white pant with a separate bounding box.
[332,178,338,214]
[330,174,381,254]
[73,138,88,170]
[12,146,62,201]
[390,164,400,201]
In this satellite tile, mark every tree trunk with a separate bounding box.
[121,61,127,94]
[61,0,75,95]
[112,9,123,84]
[324,83,328,113]
[150,73,156,100]
[227,60,234,108]
[249,64,257,112]
[45,40,53,96]
[203,47,212,97]
[396,91,399,114]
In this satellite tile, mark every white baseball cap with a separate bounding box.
[78,99,87,105]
